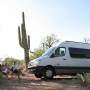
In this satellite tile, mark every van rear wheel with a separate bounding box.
[43,67,54,79]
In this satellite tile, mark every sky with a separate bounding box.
[0,0,90,60]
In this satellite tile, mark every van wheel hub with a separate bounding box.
[43,67,54,79]
[46,70,53,77]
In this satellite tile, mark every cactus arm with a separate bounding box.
[22,12,25,25]
[28,35,30,49]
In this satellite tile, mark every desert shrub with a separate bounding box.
[0,72,3,79]
[76,73,90,86]
[3,57,26,71]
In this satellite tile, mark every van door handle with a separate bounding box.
[63,58,67,60]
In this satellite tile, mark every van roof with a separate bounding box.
[65,41,90,44]
[59,41,90,49]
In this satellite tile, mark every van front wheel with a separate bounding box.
[35,73,42,78]
[43,67,54,79]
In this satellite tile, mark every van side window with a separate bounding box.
[55,47,66,56]
[69,47,90,58]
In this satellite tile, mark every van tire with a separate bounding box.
[35,73,42,78]
[43,67,54,79]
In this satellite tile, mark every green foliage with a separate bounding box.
[18,12,30,70]
[30,48,44,60]
[34,48,44,57]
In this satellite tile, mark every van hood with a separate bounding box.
[29,56,48,64]
[33,56,48,62]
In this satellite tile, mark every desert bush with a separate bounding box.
[0,72,3,79]
[3,57,26,70]
[76,73,90,86]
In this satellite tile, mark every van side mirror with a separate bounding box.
[50,53,55,58]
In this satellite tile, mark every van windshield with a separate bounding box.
[42,47,56,56]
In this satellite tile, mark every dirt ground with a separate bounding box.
[0,74,90,90]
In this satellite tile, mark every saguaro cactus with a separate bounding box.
[18,12,30,70]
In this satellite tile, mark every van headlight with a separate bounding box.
[32,61,39,66]
[28,60,39,68]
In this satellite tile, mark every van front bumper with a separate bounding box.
[28,66,44,74]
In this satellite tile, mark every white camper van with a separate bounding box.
[28,41,90,79]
